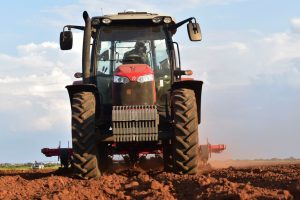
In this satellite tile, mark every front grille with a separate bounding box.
[112,105,159,142]
[112,81,155,105]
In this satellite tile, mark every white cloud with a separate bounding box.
[291,18,300,33]
[188,0,245,6]
[0,77,21,83]
[30,99,70,131]
[18,42,59,53]
[261,31,300,65]
[0,33,83,133]
[208,42,248,53]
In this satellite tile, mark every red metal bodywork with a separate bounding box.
[41,147,160,160]
[209,144,226,153]
[199,140,226,163]
[180,77,194,81]
[112,64,156,105]
[114,64,153,81]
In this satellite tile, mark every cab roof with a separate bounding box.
[92,11,175,23]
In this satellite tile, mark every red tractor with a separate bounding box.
[60,11,203,179]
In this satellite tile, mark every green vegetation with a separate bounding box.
[0,163,60,170]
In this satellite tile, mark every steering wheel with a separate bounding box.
[122,54,144,64]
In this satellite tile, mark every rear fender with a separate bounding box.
[171,80,203,124]
[66,84,100,118]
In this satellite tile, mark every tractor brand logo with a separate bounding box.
[130,66,135,71]
[131,76,137,81]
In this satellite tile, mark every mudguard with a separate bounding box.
[171,80,203,124]
[66,84,101,118]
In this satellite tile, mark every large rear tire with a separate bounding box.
[172,88,199,174]
[71,92,101,179]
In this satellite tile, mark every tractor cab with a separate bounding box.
[93,20,171,107]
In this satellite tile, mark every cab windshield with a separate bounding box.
[94,25,171,105]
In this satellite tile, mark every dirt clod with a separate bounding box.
[124,181,139,189]
[150,180,162,190]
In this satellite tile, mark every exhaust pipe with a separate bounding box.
[82,11,91,83]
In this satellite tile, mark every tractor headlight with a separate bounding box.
[113,75,129,84]
[137,74,154,83]
[152,17,162,23]
[163,17,172,24]
[92,18,100,25]
[102,18,112,24]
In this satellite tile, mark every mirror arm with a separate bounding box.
[168,17,197,30]
[63,25,85,31]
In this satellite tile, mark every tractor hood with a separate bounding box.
[112,64,156,105]
[114,64,153,82]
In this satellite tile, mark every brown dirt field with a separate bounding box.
[0,162,299,200]
[209,160,300,169]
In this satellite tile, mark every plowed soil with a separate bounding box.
[0,162,299,200]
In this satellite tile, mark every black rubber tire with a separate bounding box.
[71,92,101,179]
[171,88,199,174]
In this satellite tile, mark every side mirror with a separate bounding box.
[187,22,202,41]
[60,31,73,50]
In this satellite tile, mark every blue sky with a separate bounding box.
[0,0,300,163]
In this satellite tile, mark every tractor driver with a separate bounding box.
[123,41,150,65]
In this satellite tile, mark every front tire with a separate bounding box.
[171,88,199,174]
[71,92,101,179]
